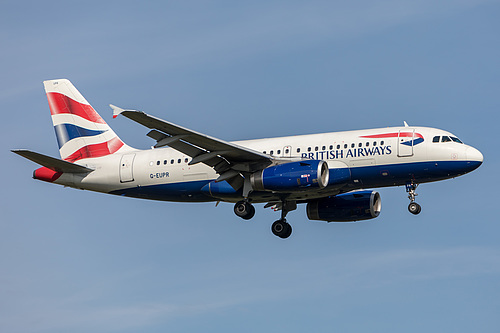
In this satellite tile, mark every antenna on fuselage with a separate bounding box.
[404,121,409,127]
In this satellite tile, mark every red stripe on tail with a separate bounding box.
[64,137,124,162]
[47,92,106,124]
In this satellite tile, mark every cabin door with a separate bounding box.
[119,154,136,183]
[397,129,414,157]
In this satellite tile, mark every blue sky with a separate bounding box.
[1,1,499,332]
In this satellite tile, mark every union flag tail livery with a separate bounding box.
[44,79,129,162]
[13,79,483,239]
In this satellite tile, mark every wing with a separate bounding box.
[11,150,94,173]
[111,105,272,189]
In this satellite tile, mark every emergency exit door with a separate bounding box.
[282,145,292,158]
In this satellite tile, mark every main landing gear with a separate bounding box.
[271,219,292,239]
[270,201,296,239]
[406,182,422,215]
[234,200,255,220]
[233,200,296,239]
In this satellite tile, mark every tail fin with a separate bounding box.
[44,79,130,162]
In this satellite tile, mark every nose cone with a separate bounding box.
[466,146,483,163]
[465,146,483,172]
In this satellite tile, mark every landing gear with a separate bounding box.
[270,200,296,239]
[234,200,255,220]
[272,219,292,239]
[405,182,422,215]
[234,198,296,238]
[408,202,421,215]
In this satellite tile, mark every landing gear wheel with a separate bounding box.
[405,182,421,215]
[234,201,255,220]
[271,219,292,239]
[408,202,421,215]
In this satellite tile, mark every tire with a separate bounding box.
[271,220,292,239]
[282,223,292,238]
[234,201,255,220]
[408,202,421,215]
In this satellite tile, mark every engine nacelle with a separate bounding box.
[251,160,329,192]
[306,190,381,222]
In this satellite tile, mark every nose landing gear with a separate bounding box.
[406,182,421,215]
[408,202,421,215]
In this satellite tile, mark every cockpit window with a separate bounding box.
[434,135,463,144]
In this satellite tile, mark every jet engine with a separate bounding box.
[251,160,329,192]
[306,190,381,222]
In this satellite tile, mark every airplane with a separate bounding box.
[12,79,483,239]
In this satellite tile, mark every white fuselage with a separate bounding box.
[52,125,483,203]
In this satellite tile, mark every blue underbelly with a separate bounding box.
[109,160,480,202]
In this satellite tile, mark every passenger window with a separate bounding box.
[351,143,355,148]
[156,161,160,166]
[285,148,289,154]
[308,147,311,152]
[358,143,362,147]
[329,145,333,150]
[366,142,369,147]
[344,144,348,149]
[373,141,377,146]
[441,136,451,142]
[263,151,266,154]
[433,136,440,143]
[277,150,281,155]
[164,160,167,165]
[171,159,174,164]
[296,148,301,153]
[177,159,181,163]
[185,158,189,163]
[315,146,319,151]
[381,141,384,145]
[270,150,274,155]
[337,145,340,149]
[322,146,326,150]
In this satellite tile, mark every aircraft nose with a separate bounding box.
[464,146,483,173]
[466,146,483,163]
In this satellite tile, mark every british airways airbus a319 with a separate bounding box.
[13,79,483,239]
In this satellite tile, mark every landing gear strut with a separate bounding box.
[271,201,296,239]
[406,182,421,215]
[234,200,255,220]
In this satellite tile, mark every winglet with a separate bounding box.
[110,104,143,119]
[110,104,125,119]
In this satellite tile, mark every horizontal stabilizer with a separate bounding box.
[11,150,94,173]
